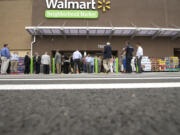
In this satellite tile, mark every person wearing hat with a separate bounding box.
[103,42,112,73]
[0,44,10,75]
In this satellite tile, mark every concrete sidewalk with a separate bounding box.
[0,72,180,79]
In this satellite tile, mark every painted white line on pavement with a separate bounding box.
[0,83,180,90]
[0,77,180,81]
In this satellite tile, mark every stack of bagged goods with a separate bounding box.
[141,56,152,71]
[150,57,160,72]
[165,57,179,72]
[158,58,166,71]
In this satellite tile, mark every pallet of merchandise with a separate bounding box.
[165,57,179,72]
[158,58,166,72]
[141,56,152,72]
[149,57,179,72]
[150,58,160,72]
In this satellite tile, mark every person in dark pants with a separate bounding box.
[103,42,112,73]
[7,61,11,74]
[136,43,143,73]
[64,56,70,74]
[24,52,31,74]
[74,59,81,73]
[43,65,49,74]
[70,56,74,73]
[72,50,82,74]
[125,41,134,73]
[33,52,41,74]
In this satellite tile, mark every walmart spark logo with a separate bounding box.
[98,0,111,12]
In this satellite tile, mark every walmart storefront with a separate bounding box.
[25,0,180,59]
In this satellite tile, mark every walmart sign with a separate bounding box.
[46,0,96,9]
[45,0,111,19]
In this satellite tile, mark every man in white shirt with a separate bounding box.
[136,43,143,73]
[41,52,50,74]
[11,52,19,73]
[73,50,82,73]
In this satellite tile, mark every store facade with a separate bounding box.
[26,0,180,58]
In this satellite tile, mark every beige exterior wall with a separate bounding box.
[32,0,180,27]
[0,0,32,57]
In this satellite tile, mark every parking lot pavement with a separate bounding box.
[0,89,180,135]
[0,72,180,135]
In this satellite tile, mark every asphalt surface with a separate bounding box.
[0,72,180,135]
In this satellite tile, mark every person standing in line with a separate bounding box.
[1,44,10,75]
[136,43,143,73]
[41,52,51,74]
[125,41,134,73]
[91,56,95,73]
[24,52,31,74]
[61,55,65,73]
[103,42,112,73]
[33,52,41,74]
[120,48,126,73]
[83,56,87,73]
[11,52,19,73]
[55,50,61,74]
[110,56,114,73]
[113,56,116,72]
[80,58,83,73]
[86,53,91,73]
[97,56,102,73]
[64,55,70,74]
[72,50,82,74]
[6,46,11,74]
[70,55,74,73]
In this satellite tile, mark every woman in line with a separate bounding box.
[24,52,31,74]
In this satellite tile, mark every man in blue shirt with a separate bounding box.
[90,56,95,73]
[1,44,10,75]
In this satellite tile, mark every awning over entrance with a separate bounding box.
[25,26,180,39]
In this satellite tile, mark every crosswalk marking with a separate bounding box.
[0,83,180,90]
